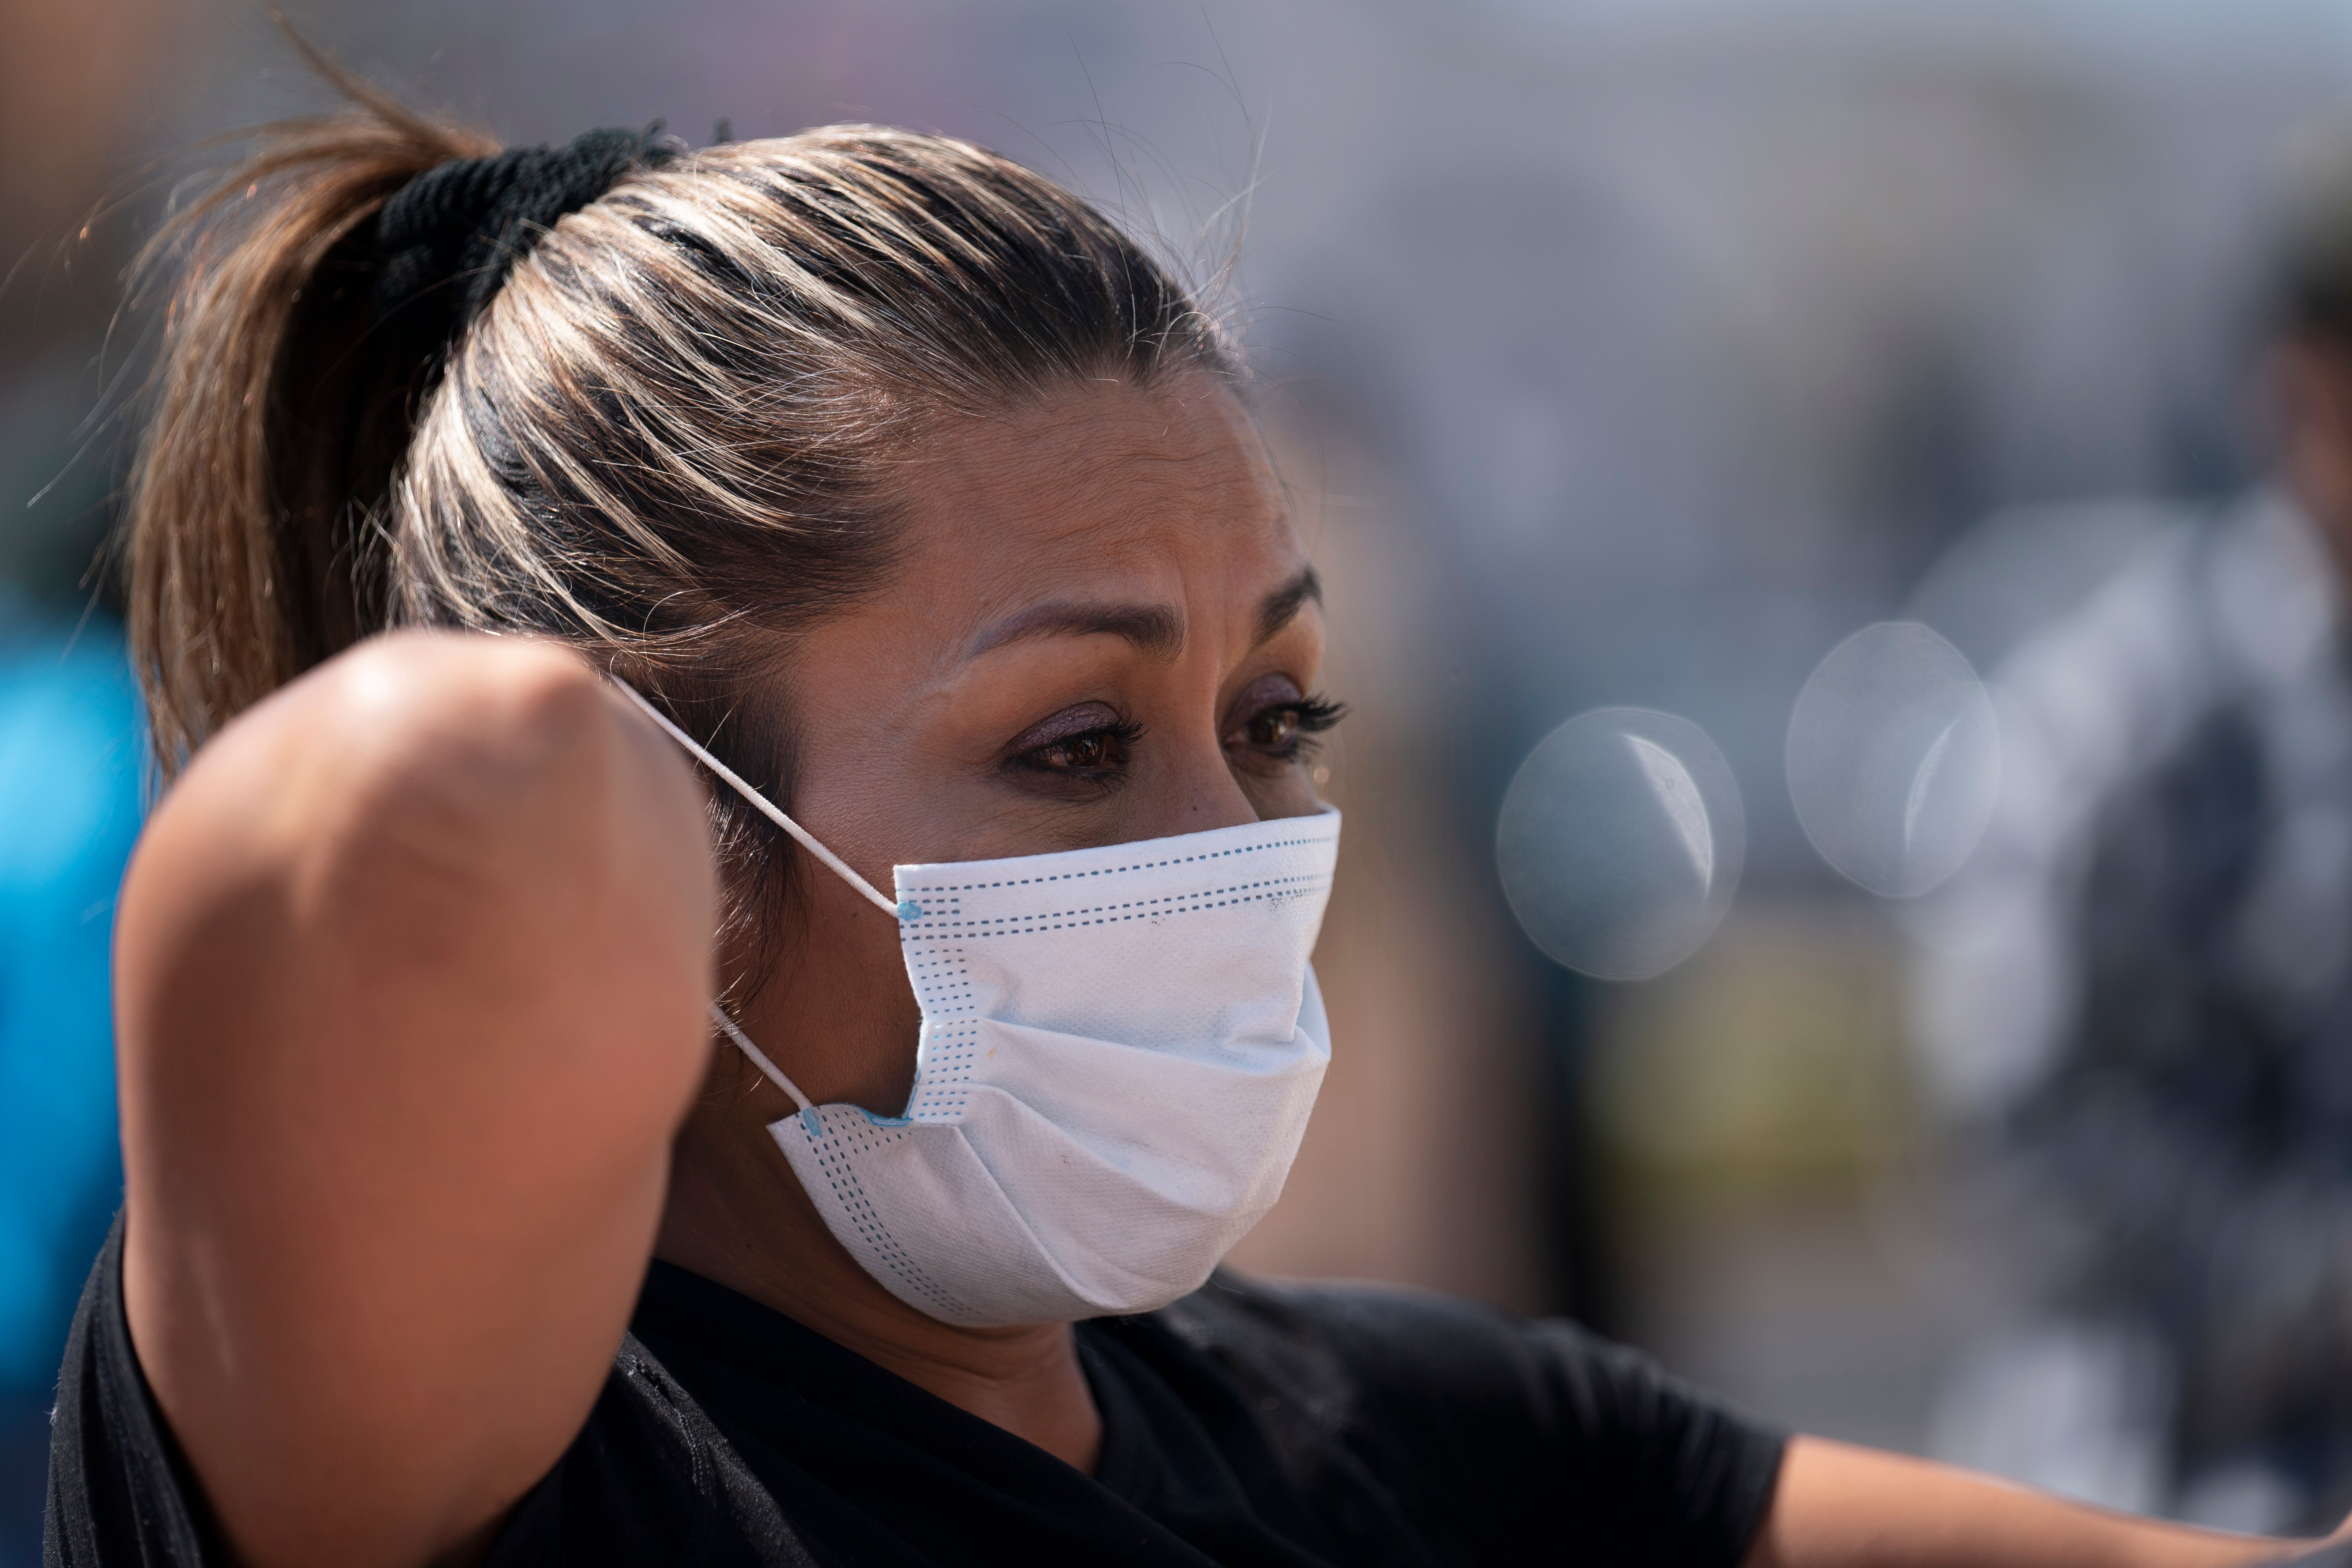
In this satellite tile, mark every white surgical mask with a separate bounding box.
[615,682,1339,1327]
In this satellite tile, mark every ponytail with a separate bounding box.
[126,67,493,777]
[117,46,1235,991]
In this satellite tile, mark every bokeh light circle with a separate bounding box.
[1497,707,1746,981]
[1785,621,2000,898]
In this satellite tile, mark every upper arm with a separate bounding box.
[115,631,715,1568]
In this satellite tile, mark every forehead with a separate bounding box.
[887,374,1300,614]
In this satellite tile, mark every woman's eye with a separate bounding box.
[1227,693,1345,763]
[1006,712,1146,786]
[1037,731,1118,770]
[1246,708,1301,750]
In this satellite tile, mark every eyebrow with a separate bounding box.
[1254,566,1323,647]
[968,601,1186,661]
[965,565,1322,663]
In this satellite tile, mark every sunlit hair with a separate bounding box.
[125,63,1239,972]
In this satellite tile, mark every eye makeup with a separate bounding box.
[995,679,1346,799]
[1224,684,1345,774]
[1000,701,1147,794]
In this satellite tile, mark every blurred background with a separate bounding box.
[14,0,2352,1559]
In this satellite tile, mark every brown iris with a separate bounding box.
[1246,708,1300,749]
[1041,731,1117,770]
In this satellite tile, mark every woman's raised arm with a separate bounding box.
[114,631,715,1568]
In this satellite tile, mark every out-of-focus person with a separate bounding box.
[0,0,183,1558]
[1913,123,2352,1535]
[0,616,141,1555]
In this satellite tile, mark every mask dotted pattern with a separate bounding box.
[611,675,1343,1328]
[775,810,1340,1327]
[795,1112,967,1321]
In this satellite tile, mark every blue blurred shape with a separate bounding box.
[0,616,141,1394]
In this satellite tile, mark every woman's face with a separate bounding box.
[721,369,1330,1116]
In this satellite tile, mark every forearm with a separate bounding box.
[1747,1437,2307,1568]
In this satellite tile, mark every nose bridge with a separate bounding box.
[1149,565,1267,835]
[1163,742,1261,835]
[1140,656,1258,837]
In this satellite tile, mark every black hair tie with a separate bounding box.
[372,123,680,358]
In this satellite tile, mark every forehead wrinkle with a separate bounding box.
[1003,446,1276,553]
[898,378,1298,673]
[923,387,1283,543]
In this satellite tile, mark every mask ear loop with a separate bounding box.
[607,678,907,918]
[707,1001,812,1113]
[610,677,906,1132]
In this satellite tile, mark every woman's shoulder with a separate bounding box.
[1113,1270,1788,1566]
[482,1335,817,1568]
[1142,1268,1708,1425]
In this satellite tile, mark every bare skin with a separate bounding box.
[118,372,2329,1566]
[650,375,1326,1473]
[1749,1440,2325,1568]
[2270,337,2352,584]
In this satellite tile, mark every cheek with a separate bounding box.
[1236,764,1325,822]
[831,898,924,1111]
[740,872,926,1116]
[856,956,926,1112]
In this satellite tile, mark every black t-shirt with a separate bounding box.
[46,1217,1784,1566]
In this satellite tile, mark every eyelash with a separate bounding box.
[1289,695,1347,738]
[1235,693,1347,762]
[1087,715,1149,752]
[1008,693,1346,789]
[1006,716,1148,784]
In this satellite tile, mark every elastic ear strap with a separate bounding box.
[608,677,902,917]
[708,1002,814,1112]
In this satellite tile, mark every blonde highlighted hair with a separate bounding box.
[125,63,1237,960]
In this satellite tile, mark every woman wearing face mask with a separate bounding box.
[44,63,2347,1568]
